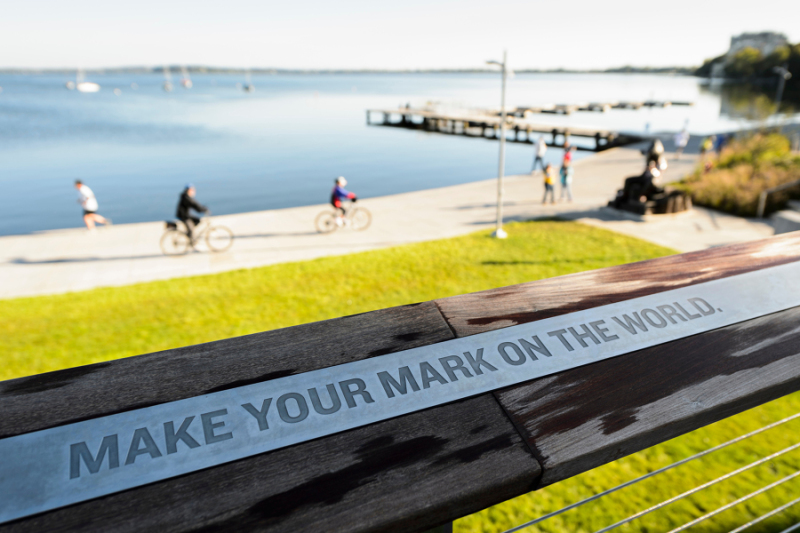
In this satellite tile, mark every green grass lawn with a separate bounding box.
[2,219,799,532]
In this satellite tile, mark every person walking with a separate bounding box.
[563,144,576,166]
[531,136,547,174]
[176,183,208,240]
[673,128,689,160]
[560,160,574,202]
[542,164,556,204]
[74,180,111,230]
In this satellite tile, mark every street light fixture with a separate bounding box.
[486,51,509,239]
[773,64,792,126]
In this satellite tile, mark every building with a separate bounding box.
[727,32,789,60]
[710,31,789,79]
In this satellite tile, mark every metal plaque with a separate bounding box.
[2,262,800,523]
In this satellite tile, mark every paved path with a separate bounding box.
[0,145,773,299]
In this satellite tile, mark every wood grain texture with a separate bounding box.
[0,302,455,438]
[4,233,800,532]
[435,232,800,337]
[494,306,800,487]
[1,394,541,533]
[433,231,800,489]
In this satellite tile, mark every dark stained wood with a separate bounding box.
[4,233,800,532]
[435,232,800,337]
[0,301,455,438]
[494,306,800,487]
[433,231,800,490]
[1,394,541,533]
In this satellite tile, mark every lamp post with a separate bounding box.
[773,64,792,127]
[487,51,508,239]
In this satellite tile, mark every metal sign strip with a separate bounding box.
[3,262,800,523]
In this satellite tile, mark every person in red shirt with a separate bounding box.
[563,144,576,165]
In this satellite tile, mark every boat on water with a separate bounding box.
[180,66,192,89]
[163,66,173,92]
[77,82,101,93]
[66,70,100,92]
[242,69,255,93]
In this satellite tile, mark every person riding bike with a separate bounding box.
[176,183,208,239]
[330,176,357,226]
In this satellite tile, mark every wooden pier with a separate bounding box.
[509,99,693,117]
[366,106,644,152]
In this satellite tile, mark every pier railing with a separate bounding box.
[366,107,644,150]
[2,232,800,532]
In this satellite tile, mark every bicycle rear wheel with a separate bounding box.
[160,230,191,256]
[350,207,372,231]
[315,211,338,233]
[206,225,234,252]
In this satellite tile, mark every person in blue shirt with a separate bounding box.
[559,160,574,202]
[331,176,357,225]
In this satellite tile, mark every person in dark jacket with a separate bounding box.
[176,183,208,239]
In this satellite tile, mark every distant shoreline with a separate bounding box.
[0,66,697,76]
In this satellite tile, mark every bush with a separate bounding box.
[676,133,800,216]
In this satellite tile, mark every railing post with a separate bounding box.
[757,191,768,218]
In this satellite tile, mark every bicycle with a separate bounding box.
[315,201,372,233]
[160,214,234,256]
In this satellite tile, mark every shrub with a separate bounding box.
[677,133,800,216]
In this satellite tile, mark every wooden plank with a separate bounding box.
[1,394,541,533]
[494,306,800,487]
[434,232,800,489]
[435,232,800,338]
[0,301,455,438]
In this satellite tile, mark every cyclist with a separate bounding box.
[176,183,208,239]
[330,176,357,226]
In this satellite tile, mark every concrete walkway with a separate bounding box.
[0,145,774,299]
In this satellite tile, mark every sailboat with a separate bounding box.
[242,69,255,93]
[162,66,173,92]
[180,66,192,89]
[75,69,100,93]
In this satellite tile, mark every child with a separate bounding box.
[542,164,556,204]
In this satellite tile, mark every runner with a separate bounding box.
[74,180,111,230]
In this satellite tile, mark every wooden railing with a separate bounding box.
[757,178,800,217]
[2,232,800,532]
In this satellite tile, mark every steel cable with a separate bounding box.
[501,412,800,533]
[778,522,800,533]
[593,441,800,533]
[727,495,800,533]
[664,470,800,533]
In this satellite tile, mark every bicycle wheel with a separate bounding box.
[206,225,234,252]
[315,210,338,233]
[160,230,191,256]
[350,207,372,231]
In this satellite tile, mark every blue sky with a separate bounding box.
[2,0,798,69]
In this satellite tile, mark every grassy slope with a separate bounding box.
[2,220,799,532]
[1,220,672,380]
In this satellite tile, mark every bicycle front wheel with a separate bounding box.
[160,230,191,256]
[206,225,234,252]
[350,207,372,231]
[315,211,338,233]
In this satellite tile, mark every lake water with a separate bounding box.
[0,72,789,235]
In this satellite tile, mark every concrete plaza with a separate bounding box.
[0,145,774,299]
